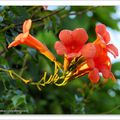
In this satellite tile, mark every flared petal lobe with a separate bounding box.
[95,24,106,35]
[107,44,118,58]
[103,31,110,44]
[59,30,73,47]
[72,28,88,46]
[23,19,32,33]
[95,24,110,44]
[88,68,100,83]
[8,34,24,48]
[99,65,110,79]
[81,43,96,58]
[54,41,66,55]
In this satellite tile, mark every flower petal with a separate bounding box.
[72,28,88,46]
[54,41,66,55]
[81,43,96,58]
[100,65,110,79]
[103,31,110,44]
[8,33,23,48]
[59,30,72,46]
[88,68,100,83]
[107,44,118,58]
[95,24,106,36]
[23,19,32,33]
[86,58,95,69]
[95,24,110,44]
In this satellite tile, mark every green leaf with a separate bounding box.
[61,14,90,30]
[94,6,119,30]
[11,94,26,107]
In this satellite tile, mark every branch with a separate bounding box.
[32,7,66,22]
[0,7,66,33]
[0,24,15,33]
[0,6,99,33]
[36,6,100,28]
[60,6,100,19]
[70,6,100,16]
[16,7,66,26]
[0,68,30,84]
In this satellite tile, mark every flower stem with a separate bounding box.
[0,68,30,84]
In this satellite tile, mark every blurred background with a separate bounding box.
[0,6,120,114]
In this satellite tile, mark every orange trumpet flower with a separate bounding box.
[73,24,118,83]
[87,24,118,83]
[8,19,56,62]
[54,28,90,71]
[54,28,89,59]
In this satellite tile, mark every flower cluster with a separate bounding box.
[8,19,118,87]
[55,24,118,83]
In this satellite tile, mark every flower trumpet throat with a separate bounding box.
[8,19,56,62]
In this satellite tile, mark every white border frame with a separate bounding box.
[0,0,120,6]
[0,1,120,120]
[0,115,120,120]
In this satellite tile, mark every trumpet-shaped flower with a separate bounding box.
[54,28,89,59]
[71,24,118,83]
[87,24,118,83]
[54,28,97,71]
[8,19,56,62]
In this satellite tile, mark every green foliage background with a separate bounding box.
[0,6,120,114]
